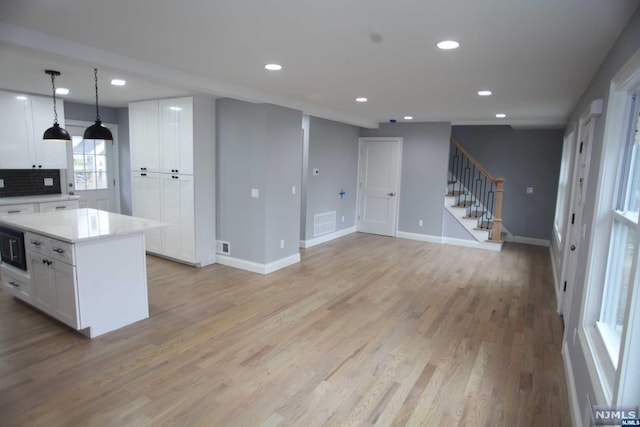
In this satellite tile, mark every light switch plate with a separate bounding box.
[44,178,54,186]
[251,188,259,198]
[526,187,534,194]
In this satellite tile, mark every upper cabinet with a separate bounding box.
[129,97,193,175]
[0,90,68,170]
[160,97,194,175]
[129,100,159,172]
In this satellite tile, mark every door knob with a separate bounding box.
[571,244,576,251]
[387,192,395,197]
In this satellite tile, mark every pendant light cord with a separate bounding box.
[94,68,101,122]
[50,73,60,125]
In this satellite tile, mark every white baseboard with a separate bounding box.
[300,226,356,249]
[216,253,301,275]
[562,341,581,427]
[506,235,551,247]
[396,231,442,244]
[442,236,484,249]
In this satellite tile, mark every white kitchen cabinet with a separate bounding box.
[0,264,31,303]
[129,96,215,267]
[0,90,67,169]
[0,91,32,168]
[159,97,194,175]
[38,199,80,213]
[0,204,35,215]
[28,237,79,329]
[160,174,195,262]
[131,171,163,253]
[129,100,160,172]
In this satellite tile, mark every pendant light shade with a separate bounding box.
[43,70,71,142]
[84,68,113,141]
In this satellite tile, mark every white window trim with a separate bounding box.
[579,48,640,407]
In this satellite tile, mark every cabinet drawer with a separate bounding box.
[1,264,32,303]
[25,232,47,255]
[49,239,75,265]
[0,204,35,215]
[39,200,80,212]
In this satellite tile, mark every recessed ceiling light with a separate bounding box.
[404,116,414,120]
[355,97,368,103]
[15,95,28,100]
[111,79,126,86]
[436,40,460,50]
[496,113,506,118]
[265,63,282,71]
[55,87,69,95]
[478,90,492,96]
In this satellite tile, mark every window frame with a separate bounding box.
[579,49,640,407]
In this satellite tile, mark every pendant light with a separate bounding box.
[83,68,113,141]
[43,70,71,142]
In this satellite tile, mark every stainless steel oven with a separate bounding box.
[0,226,27,271]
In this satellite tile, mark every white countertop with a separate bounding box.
[0,194,81,206]
[0,208,168,243]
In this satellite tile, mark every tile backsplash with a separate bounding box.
[0,169,62,197]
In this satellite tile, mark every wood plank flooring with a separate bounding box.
[0,233,570,426]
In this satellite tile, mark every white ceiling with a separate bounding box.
[0,0,638,129]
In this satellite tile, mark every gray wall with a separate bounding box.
[217,99,302,265]
[360,122,451,237]
[557,7,640,419]
[452,126,564,241]
[65,101,118,124]
[304,116,359,241]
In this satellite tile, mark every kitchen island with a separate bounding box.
[0,208,167,338]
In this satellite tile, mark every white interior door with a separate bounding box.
[66,124,119,212]
[357,137,402,237]
[561,114,595,319]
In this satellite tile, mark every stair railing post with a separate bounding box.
[491,177,505,242]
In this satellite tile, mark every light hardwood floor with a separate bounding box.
[0,233,570,426]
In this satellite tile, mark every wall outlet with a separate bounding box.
[419,219,423,227]
[313,168,320,176]
[526,187,534,194]
[251,188,259,198]
[0,178,4,188]
[44,177,54,187]
[280,240,285,249]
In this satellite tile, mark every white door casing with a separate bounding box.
[357,137,402,237]
[560,100,602,320]
[65,122,120,213]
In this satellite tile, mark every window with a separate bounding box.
[596,95,639,366]
[72,136,108,191]
[553,130,575,245]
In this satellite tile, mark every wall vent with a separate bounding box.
[314,211,336,237]
[216,240,230,255]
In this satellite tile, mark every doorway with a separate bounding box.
[356,137,402,237]
[65,123,120,213]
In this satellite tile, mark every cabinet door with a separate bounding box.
[159,97,193,175]
[129,100,160,171]
[30,252,55,312]
[0,91,32,168]
[51,260,79,328]
[131,171,162,253]
[30,95,68,169]
[160,174,195,262]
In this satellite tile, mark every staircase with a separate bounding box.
[445,138,505,251]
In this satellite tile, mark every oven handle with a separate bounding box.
[9,238,17,261]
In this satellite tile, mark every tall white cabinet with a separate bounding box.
[129,96,215,267]
[0,90,67,169]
